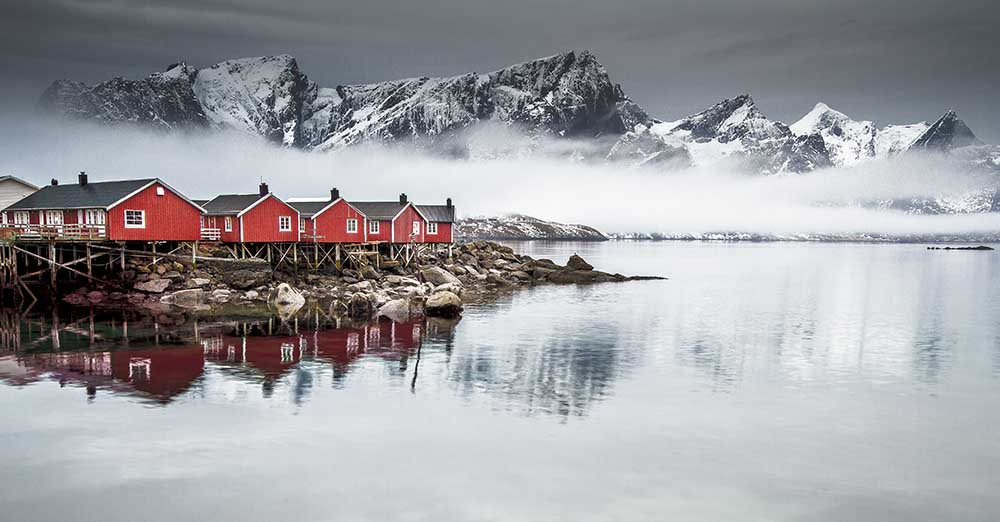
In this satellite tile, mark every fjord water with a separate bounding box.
[1,241,999,521]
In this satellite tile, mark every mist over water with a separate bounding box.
[1,116,998,238]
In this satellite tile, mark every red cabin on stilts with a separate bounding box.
[201,183,300,243]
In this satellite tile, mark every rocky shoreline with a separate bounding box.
[61,240,665,320]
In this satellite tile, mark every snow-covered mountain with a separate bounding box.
[610,94,832,174]
[36,51,1000,181]
[456,215,608,241]
[40,51,649,154]
[790,102,876,166]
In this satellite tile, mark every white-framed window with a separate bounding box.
[84,209,105,225]
[279,215,292,232]
[412,221,420,235]
[155,187,165,196]
[369,220,380,234]
[428,222,438,235]
[45,210,64,225]
[224,216,233,232]
[13,211,29,225]
[299,217,306,233]
[124,209,145,228]
[346,218,358,233]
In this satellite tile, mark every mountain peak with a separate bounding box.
[910,110,978,151]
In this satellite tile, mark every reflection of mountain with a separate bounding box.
[442,296,642,419]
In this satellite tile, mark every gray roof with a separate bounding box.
[287,200,331,217]
[202,194,266,215]
[192,199,209,207]
[417,204,455,223]
[349,201,405,220]
[5,178,155,210]
[0,175,39,190]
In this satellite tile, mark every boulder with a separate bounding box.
[377,299,415,322]
[434,283,463,295]
[347,280,373,292]
[272,283,305,306]
[420,266,461,287]
[244,290,260,300]
[167,288,205,309]
[511,271,532,281]
[360,265,381,280]
[348,293,375,320]
[210,289,232,303]
[566,254,594,271]
[135,279,171,293]
[191,278,212,287]
[224,269,271,290]
[426,291,463,318]
[547,269,617,284]
[162,270,183,281]
[86,290,106,303]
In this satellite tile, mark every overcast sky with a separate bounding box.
[2,0,999,141]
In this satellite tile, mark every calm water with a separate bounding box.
[2,241,999,521]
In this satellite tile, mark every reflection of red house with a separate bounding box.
[208,335,302,379]
[0,346,205,404]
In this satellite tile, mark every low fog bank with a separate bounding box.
[1,118,998,238]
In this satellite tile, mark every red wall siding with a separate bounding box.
[365,220,392,242]
[300,216,314,240]
[206,215,241,243]
[107,182,202,241]
[313,200,367,243]
[239,195,299,243]
[392,205,426,244]
[424,222,452,243]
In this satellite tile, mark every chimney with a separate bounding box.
[446,197,453,208]
[50,178,58,186]
[330,187,340,201]
[259,182,269,196]
[399,193,408,205]
[78,171,88,186]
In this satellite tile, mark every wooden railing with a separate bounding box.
[200,228,221,241]
[0,224,107,240]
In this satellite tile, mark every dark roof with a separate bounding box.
[417,204,455,223]
[202,194,265,215]
[349,201,405,220]
[287,200,331,217]
[192,199,209,207]
[6,179,155,210]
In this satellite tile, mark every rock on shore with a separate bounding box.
[62,240,665,319]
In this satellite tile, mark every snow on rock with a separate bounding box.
[192,55,313,146]
[875,122,929,157]
[790,102,876,166]
[456,215,608,241]
[611,94,831,174]
[313,50,649,151]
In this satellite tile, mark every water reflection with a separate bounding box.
[0,307,457,406]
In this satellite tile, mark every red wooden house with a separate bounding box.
[288,188,368,243]
[2,172,204,241]
[416,199,456,244]
[201,183,300,243]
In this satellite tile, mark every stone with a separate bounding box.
[426,291,463,318]
[135,279,171,293]
[210,289,232,303]
[360,265,380,280]
[162,271,183,280]
[62,293,88,306]
[420,266,462,286]
[377,298,414,322]
[86,290,106,303]
[244,290,260,300]
[547,269,616,284]
[167,288,205,308]
[511,271,531,281]
[445,264,467,276]
[223,269,271,290]
[347,280,373,292]
[155,264,168,275]
[272,283,305,306]
[191,278,212,287]
[348,293,375,320]
[464,265,480,276]
[434,283,463,295]
[566,254,594,271]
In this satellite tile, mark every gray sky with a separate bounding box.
[2,0,999,141]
